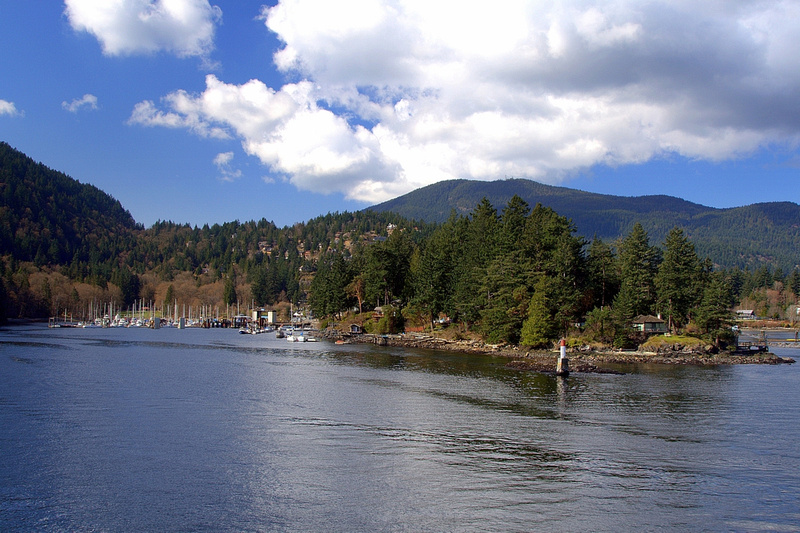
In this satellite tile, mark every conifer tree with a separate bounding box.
[788,269,800,298]
[480,252,534,344]
[499,194,530,253]
[586,238,618,309]
[520,277,559,347]
[611,282,638,348]
[695,272,734,345]
[616,223,660,317]
[656,227,701,331]
[451,199,498,324]
[223,274,237,307]
[250,266,269,307]
[163,284,175,314]
[410,221,456,329]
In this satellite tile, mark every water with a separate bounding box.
[1,325,799,532]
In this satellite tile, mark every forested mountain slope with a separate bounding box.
[0,141,140,269]
[1,143,797,327]
[0,142,424,319]
[369,178,800,270]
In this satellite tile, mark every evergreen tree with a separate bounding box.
[361,241,392,308]
[520,277,559,347]
[223,274,237,307]
[480,252,535,344]
[111,269,140,309]
[250,266,269,307]
[163,284,175,313]
[383,230,415,303]
[586,238,618,309]
[616,222,660,318]
[655,227,701,331]
[450,199,498,324]
[611,282,638,348]
[409,221,456,330]
[499,194,530,253]
[308,253,352,318]
[788,268,800,298]
[695,272,734,345]
[548,232,585,333]
[583,306,613,345]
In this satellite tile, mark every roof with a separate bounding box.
[632,315,665,324]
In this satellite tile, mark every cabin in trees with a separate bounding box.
[632,315,667,333]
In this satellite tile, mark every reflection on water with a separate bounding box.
[1,325,799,532]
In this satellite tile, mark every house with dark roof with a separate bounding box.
[632,315,667,333]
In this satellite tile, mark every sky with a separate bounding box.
[1,0,799,229]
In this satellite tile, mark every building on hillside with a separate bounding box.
[632,315,667,333]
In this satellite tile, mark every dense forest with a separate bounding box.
[1,142,798,346]
[370,178,800,272]
[311,197,800,348]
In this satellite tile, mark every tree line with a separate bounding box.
[309,196,799,347]
[3,134,799,339]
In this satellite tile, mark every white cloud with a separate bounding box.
[213,151,241,182]
[62,94,99,113]
[132,0,800,203]
[130,74,398,198]
[0,99,21,116]
[128,96,230,139]
[64,0,221,58]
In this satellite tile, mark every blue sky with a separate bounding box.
[1,1,799,228]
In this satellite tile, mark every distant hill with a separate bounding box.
[2,141,797,275]
[0,141,140,267]
[369,178,800,271]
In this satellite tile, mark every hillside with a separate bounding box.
[1,144,797,326]
[369,178,800,271]
[0,142,424,319]
[0,141,140,268]
[2,142,798,274]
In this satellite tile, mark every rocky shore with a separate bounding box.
[323,330,796,373]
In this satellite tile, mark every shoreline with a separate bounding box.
[324,331,796,373]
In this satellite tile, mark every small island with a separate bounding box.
[322,324,796,374]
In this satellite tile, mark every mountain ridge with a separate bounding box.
[0,141,140,268]
[2,141,798,273]
[369,178,800,271]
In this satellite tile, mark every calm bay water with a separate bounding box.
[1,324,799,532]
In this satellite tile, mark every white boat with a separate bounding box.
[287,330,306,342]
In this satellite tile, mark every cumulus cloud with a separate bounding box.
[213,151,242,182]
[0,99,21,116]
[131,0,800,203]
[130,74,400,198]
[64,0,221,58]
[62,93,99,113]
[128,95,230,139]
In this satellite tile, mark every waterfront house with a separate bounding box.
[632,315,667,333]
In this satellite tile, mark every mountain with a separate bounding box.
[369,178,800,271]
[2,140,797,275]
[0,141,140,268]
